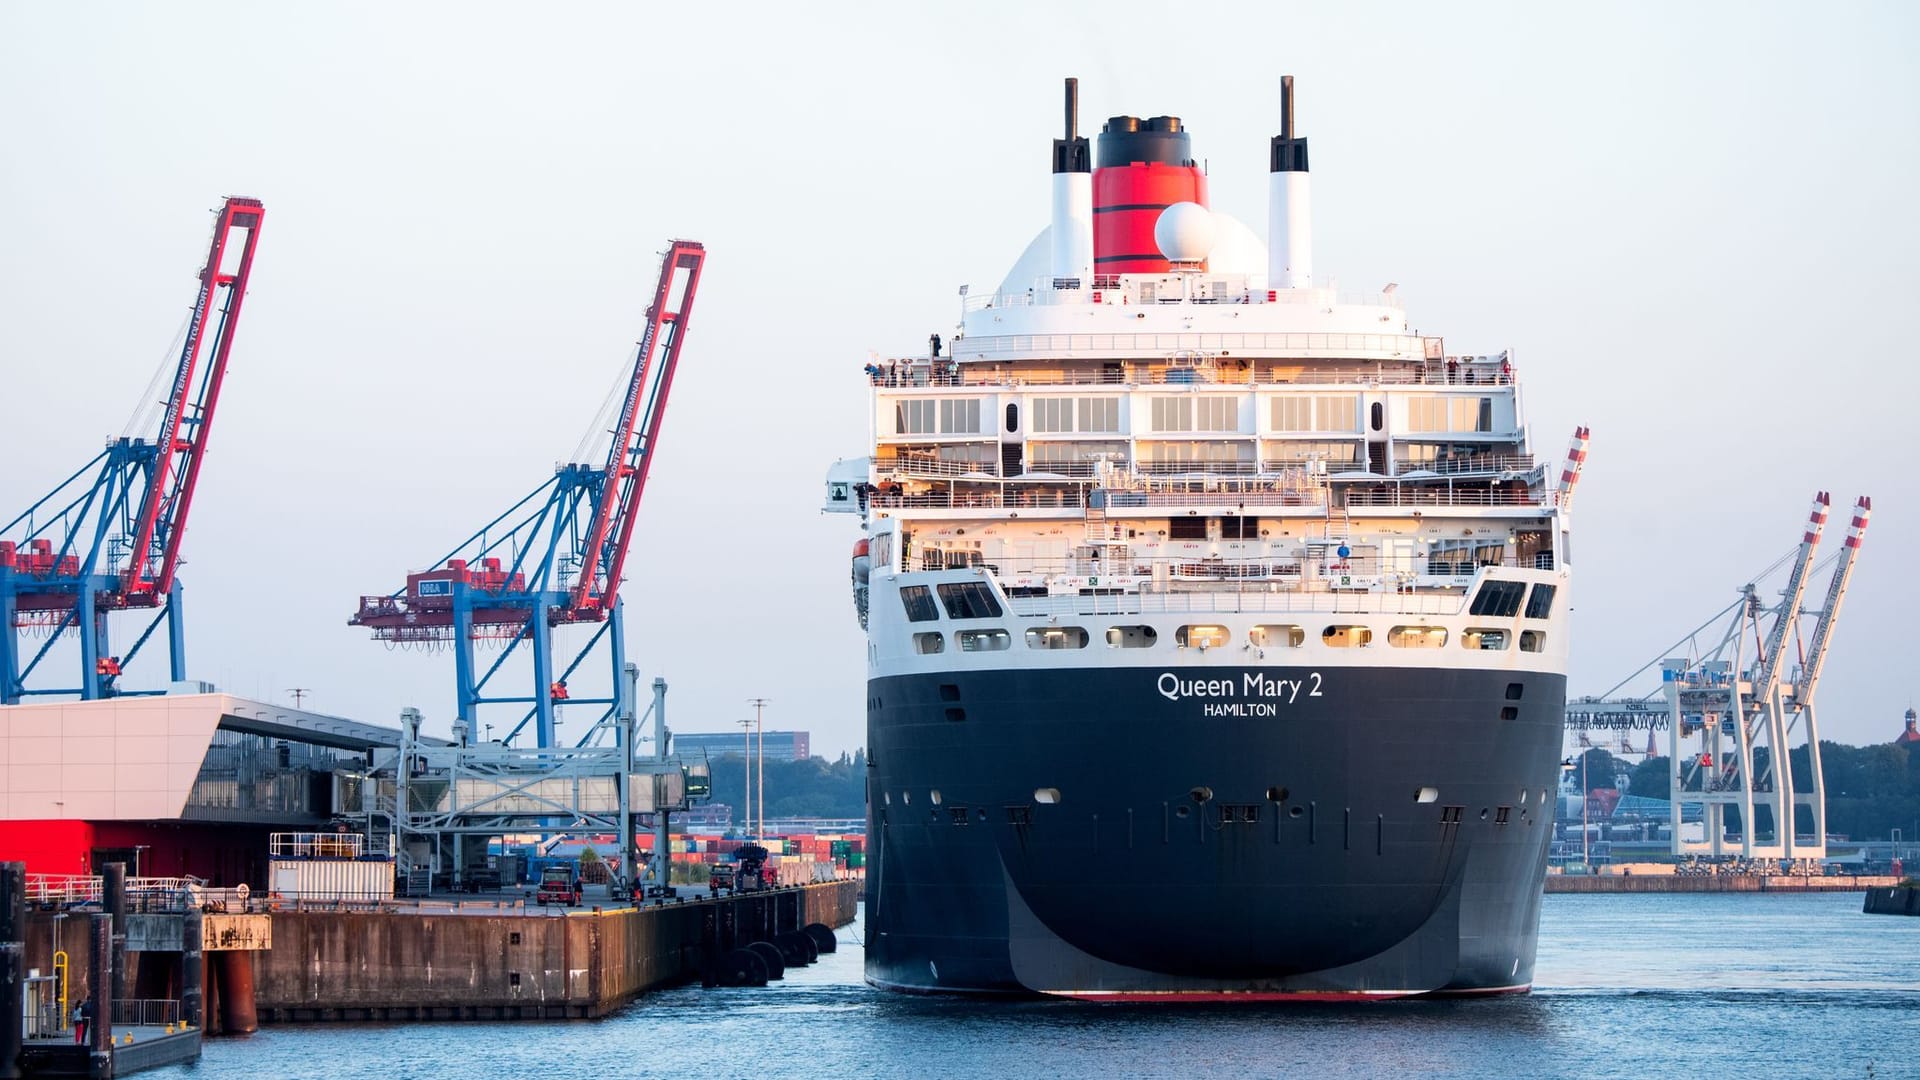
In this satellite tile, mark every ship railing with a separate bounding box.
[1003,588,1469,619]
[1344,488,1543,508]
[959,286,1404,312]
[874,362,1515,388]
[947,331,1429,364]
[1395,453,1537,477]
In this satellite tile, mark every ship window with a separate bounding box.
[1415,787,1440,804]
[913,632,945,655]
[1250,624,1305,648]
[929,789,942,805]
[1079,397,1120,432]
[1500,707,1519,721]
[1033,788,1061,805]
[1025,626,1089,650]
[896,399,937,435]
[937,581,1003,619]
[1322,625,1372,648]
[900,585,939,623]
[1519,630,1545,653]
[1150,397,1193,432]
[958,629,1011,652]
[1462,628,1509,650]
[1005,403,1019,433]
[1105,625,1159,649]
[1370,401,1384,431]
[1468,579,1526,617]
[1195,397,1237,432]
[1387,625,1448,648]
[1167,516,1209,540]
[1175,624,1230,649]
[938,398,982,434]
[1524,583,1557,619]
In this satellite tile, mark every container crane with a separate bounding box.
[349,240,705,748]
[1564,491,1870,864]
[1,197,265,703]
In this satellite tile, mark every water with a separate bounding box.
[156,894,1917,1080]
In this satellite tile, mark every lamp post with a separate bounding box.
[737,715,754,840]
[748,698,769,839]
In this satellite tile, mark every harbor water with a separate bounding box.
[152,893,1915,1079]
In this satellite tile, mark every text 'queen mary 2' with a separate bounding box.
[823,77,1588,1001]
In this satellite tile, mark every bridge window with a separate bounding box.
[900,585,939,623]
[1105,625,1159,649]
[1525,583,1557,619]
[1468,579,1526,618]
[1025,626,1089,650]
[1387,626,1448,648]
[1250,624,1305,648]
[936,581,1002,619]
[913,632,945,655]
[1462,628,1509,650]
[1519,630,1545,653]
[1322,625,1372,648]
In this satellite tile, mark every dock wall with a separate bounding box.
[1862,884,1920,915]
[1544,874,1898,894]
[255,880,858,1022]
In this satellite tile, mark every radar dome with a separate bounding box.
[1154,202,1216,263]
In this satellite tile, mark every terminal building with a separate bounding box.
[675,730,811,762]
[0,692,426,881]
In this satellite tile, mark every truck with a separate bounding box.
[534,864,580,906]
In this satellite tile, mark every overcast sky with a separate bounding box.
[3,2,1915,755]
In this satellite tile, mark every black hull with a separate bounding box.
[864,664,1566,999]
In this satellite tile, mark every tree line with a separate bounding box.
[698,749,868,821]
[1574,740,1920,842]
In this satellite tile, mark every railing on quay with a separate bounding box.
[24,873,101,907]
[112,998,182,1028]
[270,831,367,859]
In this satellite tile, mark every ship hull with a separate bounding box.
[864,663,1566,998]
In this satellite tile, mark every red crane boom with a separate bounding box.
[571,240,705,614]
[124,196,265,600]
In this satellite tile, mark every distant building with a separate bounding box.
[674,730,811,762]
[1897,707,1920,747]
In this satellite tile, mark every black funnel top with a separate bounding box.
[1270,75,1309,172]
[1097,115,1194,168]
[1053,77,1091,173]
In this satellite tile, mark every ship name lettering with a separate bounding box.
[1156,671,1325,705]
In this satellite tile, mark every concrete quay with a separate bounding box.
[1544,873,1899,894]
[255,879,859,1022]
[1862,883,1920,915]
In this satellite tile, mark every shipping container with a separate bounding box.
[269,858,395,902]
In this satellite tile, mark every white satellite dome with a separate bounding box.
[1154,202,1215,263]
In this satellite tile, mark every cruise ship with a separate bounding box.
[823,77,1583,1000]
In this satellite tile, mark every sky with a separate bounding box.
[2,2,1916,755]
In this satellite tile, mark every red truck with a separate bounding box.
[534,865,581,906]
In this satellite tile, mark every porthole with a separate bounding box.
[958,628,1012,652]
[1033,787,1062,805]
[1266,786,1289,802]
[930,790,943,805]
[1387,625,1447,648]
[1105,625,1159,649]
[1322,625,1372,648]
[1462,628,1509,650]
[1189,786,1214,803]
[1287,805,1304,819]
[1025,626,1089,650]
[1415,787,1440,804]
[1175,624,1231,650]
[1250,624,1305,648]
[1175,805,1192,819]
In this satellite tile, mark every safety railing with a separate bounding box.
[24,874,101,906]
[1344,488,1544,508]
[270,831,366,859]
[1003,587,1470,619]
[111,999,181,1028]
